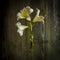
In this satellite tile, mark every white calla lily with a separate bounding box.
[16,22,28,36]
[33,8,44,24]
[17,6,33,21]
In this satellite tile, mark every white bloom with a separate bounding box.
[33,8,44,24]
[17,29,23,36]
[17,6,33,21]
[16,22,28,36]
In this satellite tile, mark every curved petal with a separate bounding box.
[30,8,33,13]
[36,8,40,16]
[33,8,44,24]
[19,25,28,30]
[16,22,21,28]
[17,29,23,36]
[17,12,24,20]
[26,6,34,13]
[33,16,44,24]
[26,16,31,21]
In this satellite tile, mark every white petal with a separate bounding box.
[26,16,31,21]
[36,8,40,16]
[17,12,24,20]
[30,8,33,13]
[16,22,21,28]
[17,12,21,20]
[26,6,33,13]
[19,25,28,30]
[17,29,23,36]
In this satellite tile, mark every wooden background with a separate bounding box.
[1,0,60,60]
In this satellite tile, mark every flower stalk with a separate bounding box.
[16,6,45,51]
[30,20,34,48]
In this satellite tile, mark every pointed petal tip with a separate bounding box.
[30,9,33,13]
[26,16,31,21]
[17,29,23,36]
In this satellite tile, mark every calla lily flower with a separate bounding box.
[16,22,28,36]
[33,8,44,24]
[17,6,33,21]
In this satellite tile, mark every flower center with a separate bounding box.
[21,10,29,18]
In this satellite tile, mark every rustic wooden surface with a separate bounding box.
[1,0,60,60]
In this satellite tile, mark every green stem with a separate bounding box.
[29,21,34,51]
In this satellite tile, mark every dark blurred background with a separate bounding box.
[1,0,60,60]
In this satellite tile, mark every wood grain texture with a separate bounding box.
[1,0,60,60]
